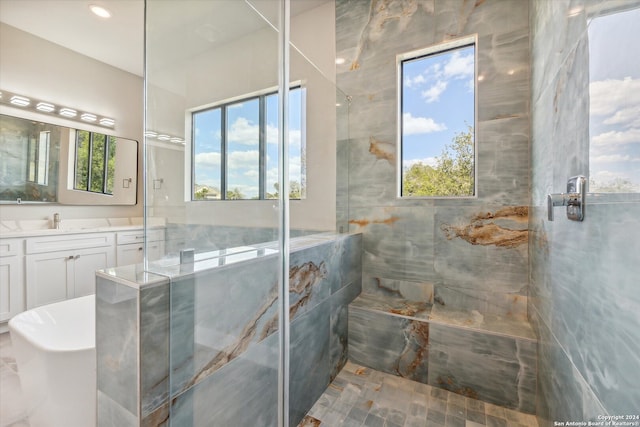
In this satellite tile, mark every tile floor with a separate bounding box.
[1,332,538,427]
[299,361,539,427]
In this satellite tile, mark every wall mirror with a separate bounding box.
[0,114,138,205]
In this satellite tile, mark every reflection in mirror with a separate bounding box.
[588,6,640,193]
[0,114,138,204]
[0,115,60,202]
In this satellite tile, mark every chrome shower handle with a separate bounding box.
[547,176,586,221]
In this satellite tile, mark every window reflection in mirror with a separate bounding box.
[0,115,59,202]
[588,6,640,193]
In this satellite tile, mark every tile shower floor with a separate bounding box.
[298,361,539,427]
[1,332,537,427]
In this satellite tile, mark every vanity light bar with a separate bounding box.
[145,130,186,145]
[0,89,116,129]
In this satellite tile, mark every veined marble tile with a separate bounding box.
[362,274,435,303]
[170,332,279,427]
[96,277,141,419]
[290,299,331,427]
[330,281,361,381]
[433,285,528,320]
[428,323,537,414]
[351,293,432,321]
[434,205,528,296]
[349,206,436,283]
[349,306,429,383]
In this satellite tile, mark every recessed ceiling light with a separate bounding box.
[89,4,111,18]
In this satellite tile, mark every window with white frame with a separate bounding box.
[398,36,476,198]
[191,87,305,200]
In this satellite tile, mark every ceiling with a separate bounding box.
[0,0,330,77]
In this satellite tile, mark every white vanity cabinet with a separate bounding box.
[25,233,115,309]
[116,228,165,266]
[0,239,25,322]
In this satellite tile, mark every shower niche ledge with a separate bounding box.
[348,293,537,415]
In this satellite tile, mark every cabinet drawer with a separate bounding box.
[117,229,164,245]
[26,233,114,254]
[0,239,23,257]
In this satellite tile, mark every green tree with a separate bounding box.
[226,187,245,200]
[403,126,474,197]
[266,181,303,199]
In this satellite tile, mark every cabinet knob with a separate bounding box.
[74,255,81,260]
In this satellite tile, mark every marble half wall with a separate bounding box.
[337,0,531,315]
[96,233,362,427]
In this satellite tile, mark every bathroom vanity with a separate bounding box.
[0,218,165,331]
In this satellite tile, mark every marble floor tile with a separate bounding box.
[300,361,538,427]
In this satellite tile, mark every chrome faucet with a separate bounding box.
[547,176,586,221]
[53,213,61,229]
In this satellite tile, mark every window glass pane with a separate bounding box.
[289,87,305,199]
[588,8,640,192]
[226,98,259,199]
[193,108,222,199]
[265,93,279,199]
[75,130,90,191]
[105,136,116,194]
[401,44,475,197]
[36,131,50,186]
[265,88,305,200]
[90,133,106,193]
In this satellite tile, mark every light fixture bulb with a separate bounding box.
[36,102,56,112]
[10,95,30,107]
[170,137,184,144]
[335,57,346,65]
[81,113,97,122]
[89,4,111,18]
[59,108,77,118]
[157,134,171,141]
[99,118,115,127]
[144,131,158,138]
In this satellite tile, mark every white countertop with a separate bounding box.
[0,217,165,239]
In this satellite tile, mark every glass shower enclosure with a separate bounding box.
[143,1,350,425]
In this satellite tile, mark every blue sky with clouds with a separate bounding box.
[401,45,475,171]
[588,7,640,192]
[193,88,303,199]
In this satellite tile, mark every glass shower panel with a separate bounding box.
[145,0,286,425]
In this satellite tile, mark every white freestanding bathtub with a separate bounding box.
[8,295,96,427]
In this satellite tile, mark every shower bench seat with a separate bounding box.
[348,293,537,414]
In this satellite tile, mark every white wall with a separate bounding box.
[146,2,337,231]
[0,23,143,221]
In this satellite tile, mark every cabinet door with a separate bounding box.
[72,246,115,297]
[25,252,72,309]
[0,255,25,322]
[148,241,165,262]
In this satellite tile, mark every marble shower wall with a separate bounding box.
[96,233,362,427]
[336,0,531,316]
[529,0,640,424]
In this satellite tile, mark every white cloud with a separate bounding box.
[590,77,640,129]
[443,51,474,79]
[194,152,221,167]
[603,105,640,128]
[592,128,640,146]
[266,124,302,148]
[228,150,259,169]
[402,113,447,135]
[591,154,640,164]
[403,157,437,170]
[421,80,448,103]
[405,74,426,88]
[228,117,259,145]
